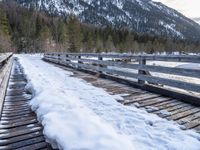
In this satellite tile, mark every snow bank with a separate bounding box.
[17,54,200,150]
[176,63,200,70]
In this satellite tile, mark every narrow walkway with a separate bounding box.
[0,59,52,150]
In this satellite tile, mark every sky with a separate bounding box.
[153,0,200,23]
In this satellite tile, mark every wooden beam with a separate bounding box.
[45,52,200,63]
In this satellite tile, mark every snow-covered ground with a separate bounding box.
[17,54,200,150]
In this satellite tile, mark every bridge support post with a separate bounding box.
[138,57,146,84]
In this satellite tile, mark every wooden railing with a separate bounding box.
[0,53,13,69]
[43,52,200,95]
[0,53,13,114]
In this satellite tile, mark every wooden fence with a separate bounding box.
[43,53,200,97]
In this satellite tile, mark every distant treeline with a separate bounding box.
[0,1,200,53]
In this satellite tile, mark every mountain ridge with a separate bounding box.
[9,0,200,41]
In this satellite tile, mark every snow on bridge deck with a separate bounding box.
[14,54,200,150]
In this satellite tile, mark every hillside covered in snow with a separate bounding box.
[14,0,200,41]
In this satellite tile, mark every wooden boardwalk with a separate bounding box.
[1,52,200,148]
[0,59,53,150]
[56,64,200,133]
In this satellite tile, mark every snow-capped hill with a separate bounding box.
[14,0,200,40]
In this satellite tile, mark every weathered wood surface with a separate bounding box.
[0,53,13,67]
[46,52,200,63]
[44,53,200,104]
[62,57,200,78]
[45,56,200,93]
[48,62,200,134]
[0,59,53,150]
[0,56,13,115]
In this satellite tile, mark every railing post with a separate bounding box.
[98,55,103,74]
[66,54,69,62]
[78,55,82,69]
[58,54,61,64]
[98,56,103,61]
[65,54,71,66]
[78,55,82,64]
[138,57,146,84]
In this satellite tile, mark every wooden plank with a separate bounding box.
[14,142,48,150]
[152,99,179,107]
[0,126,42,139]
[163,104,190,114]
[1,113,35,121]
[1,110,33,117]
[0,116,36,125]
[0,136,45,149]
[104,85,146,93]
[103,87,138,95]
[166,106,199,120]
[0,119,37,129]
[177,111,200,125]
[124,93,160,105]
[184,117,200,129]
[138,97,173,107]
[3,108,31,114]
[90,79,116,85]
[154,103,190,117]
[0,131,43,145]
[146,100,180,112]
[121,91,148,97]
[151,100,180,109]
[173,108,200,121]
[164,104,190,113]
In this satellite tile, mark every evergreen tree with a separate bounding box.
[58,20,67,45]
[67,15,81,52]
[0,8,12,52]
[105,35,115,52]
[0,9,10,35]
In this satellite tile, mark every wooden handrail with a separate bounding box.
[44,52,200,63]
[0,53,13,68]
[43,53,200,94]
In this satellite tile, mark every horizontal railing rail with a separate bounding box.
[43,52,200,95]
[0,53,13,69]
[46,52,200,63]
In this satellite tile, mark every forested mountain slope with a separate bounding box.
[14,0,200,41]
[0,1,200,53]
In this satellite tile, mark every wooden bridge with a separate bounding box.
[43,52,200,133]
[1,52,200,149]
